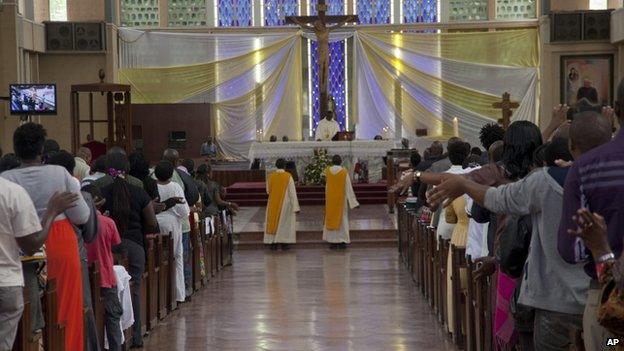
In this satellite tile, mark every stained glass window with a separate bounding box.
[308,0,347,131]
[264,0,298,26]
[403,0,437,23]
[357,0,391,24]
[169,0,208,26]
[449,0,488,21]
[495,0,536,20]
[49,0,67,21]
[217,0,253,26]
[120,0,159,27]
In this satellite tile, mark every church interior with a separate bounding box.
[1,0,624,350]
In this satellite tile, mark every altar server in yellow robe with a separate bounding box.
[264,159,300,251]
[323,155,359,249]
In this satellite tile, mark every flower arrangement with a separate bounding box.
[303,148,330,185]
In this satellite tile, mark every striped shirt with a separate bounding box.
[557,130,624,278]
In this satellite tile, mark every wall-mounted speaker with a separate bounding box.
[550,10,611,43]
[45,22,74,51]
[551,12,583,42]
[74,23,105,51]
[584,11,611,41]
[45,22,106,52]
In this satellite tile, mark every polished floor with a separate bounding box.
[143,248,455,351]
[234,205,397,233]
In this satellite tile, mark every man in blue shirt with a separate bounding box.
[200,137,217,159]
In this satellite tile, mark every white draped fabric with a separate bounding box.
[353,31,539,146]
[118,29,302,159]
[118,28,539,158]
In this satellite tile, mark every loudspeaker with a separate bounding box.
[551,12,582,42]
[45,22,106,52]
[45,22,74,51]
[550,11,612,43]
[584,11,611,41]
[73,23,105,51]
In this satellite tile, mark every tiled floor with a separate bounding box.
[142,248,455,351]
[234,205,397,233]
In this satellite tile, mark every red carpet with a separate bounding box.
[225,181,388,206]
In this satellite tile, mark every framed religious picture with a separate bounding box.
[560,54,614,107]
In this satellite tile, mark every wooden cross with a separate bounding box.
[492,92,519,130]
[286,1,358,118]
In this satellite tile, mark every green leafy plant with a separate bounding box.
[303,148,330,185]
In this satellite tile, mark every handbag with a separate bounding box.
[496,214,532,279]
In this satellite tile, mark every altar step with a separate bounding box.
[225,181,388,207]
[234,229,397,250]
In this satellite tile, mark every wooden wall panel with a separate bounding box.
[129,103,212,163]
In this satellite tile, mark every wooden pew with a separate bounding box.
[438,238,450,327]
[88,262,104,350]
[426,226,436,307]
[145,235,159,330]
[156,235,169,320]
[450,245,467,349]
[12,288,39,351]
[465,256,477,351]
[164,234,178,312]
[43,279,65,351]
[191,224,203,292]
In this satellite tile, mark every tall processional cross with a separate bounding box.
[492,92,520,130]
[286,0,358,118]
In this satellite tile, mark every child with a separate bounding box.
[82,185,123,351]
[154,161,190,303]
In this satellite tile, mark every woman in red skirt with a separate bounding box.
[2,123,91,351]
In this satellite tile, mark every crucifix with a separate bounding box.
[492,92,519,130]
[286,1,358,118]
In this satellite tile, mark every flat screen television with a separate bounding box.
[9,84,57,115]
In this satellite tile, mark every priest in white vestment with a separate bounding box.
[314,112,341,141]
[323,155,359,249]
[264,159,300,250]
[154,161,190,302]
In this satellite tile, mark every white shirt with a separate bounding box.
[0,178,42,287]
[315,118,341,141]
[74,157,91,181]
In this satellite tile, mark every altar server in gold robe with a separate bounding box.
[264,159,300,251]
[323,155,359,249]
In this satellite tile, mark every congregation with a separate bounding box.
[0,123,236,351]
[392,79,624,350]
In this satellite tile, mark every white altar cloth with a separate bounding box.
[248,140,397,160]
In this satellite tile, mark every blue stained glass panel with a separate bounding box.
[403,0,437,23]
[357,0,391,24]
[264,0,298,26]
[311,40,347,130]
[218,0,252,26]
[308,0,344,15]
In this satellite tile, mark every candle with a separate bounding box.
[453,117,459,137]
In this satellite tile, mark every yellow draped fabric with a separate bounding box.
[354,28,539,140]
[358,29,539,68]
[324,168,347,230]
[119,35,295,103]
[266,172,292,235]
[359,38,502,119]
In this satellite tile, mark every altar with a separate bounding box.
[248,140,397,183]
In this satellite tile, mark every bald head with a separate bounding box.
[77,147,92,163]
[107,146,127,156]
[429,141,443,157]
[163,148,180,165]
[569,111,612,158]
[488,140,504,163]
